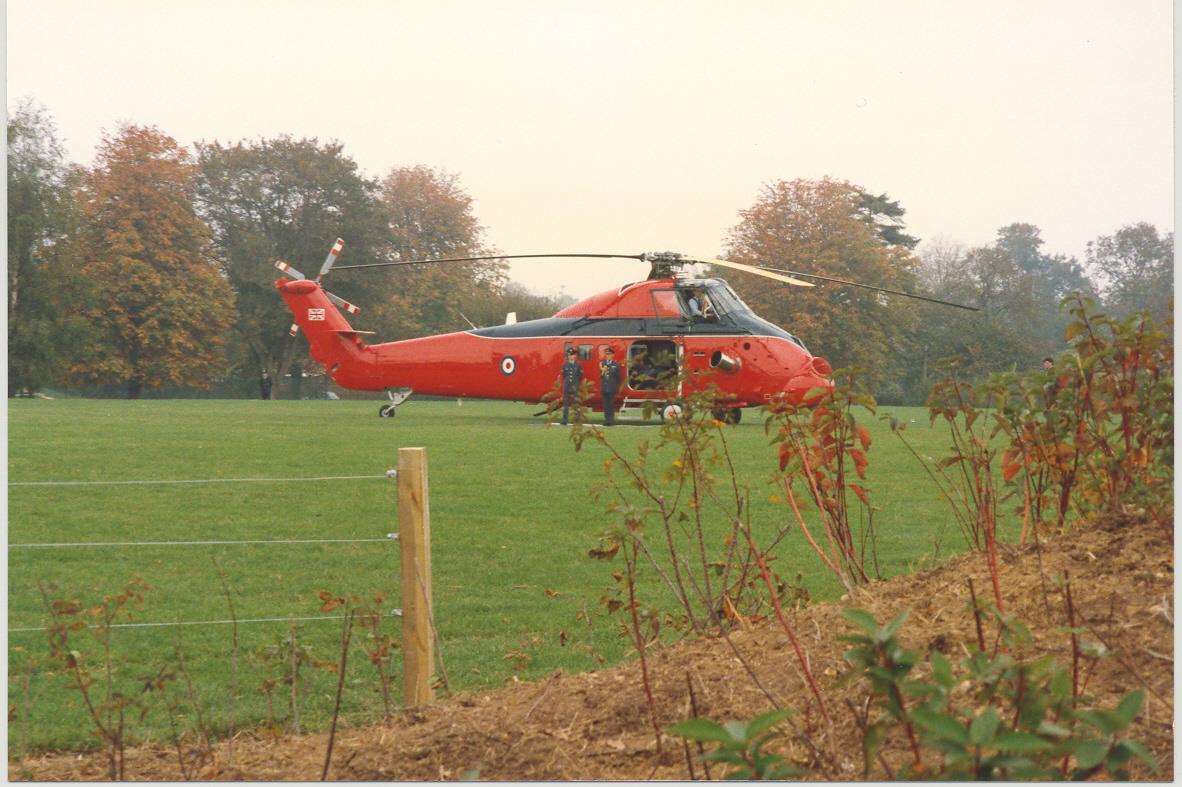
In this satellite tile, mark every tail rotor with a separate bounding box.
[274,238,361,336]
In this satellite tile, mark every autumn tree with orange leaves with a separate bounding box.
[72,125,234,398]
[723,178,921,394]
[370,165,505,339]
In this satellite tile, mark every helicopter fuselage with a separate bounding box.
[278,276,833,410]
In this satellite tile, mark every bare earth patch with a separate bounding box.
[13,516,1172,781]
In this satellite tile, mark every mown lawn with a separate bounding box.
[8,398,992,752]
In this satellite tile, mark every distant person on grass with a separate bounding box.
[1042,355,1066,408]
[560,347,583,426]
[599,347,622,426]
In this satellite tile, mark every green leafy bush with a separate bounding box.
[671,606,1156,780]
[839,607,1155,779]
[669,709,801,779]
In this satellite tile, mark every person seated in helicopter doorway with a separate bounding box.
[628,345,657,390]
[559,346,583,425]
[599,347,622,426]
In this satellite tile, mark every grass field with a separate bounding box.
[8,398,997,752]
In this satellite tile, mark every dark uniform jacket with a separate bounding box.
[561,359,583,395]
[599,359,621,393]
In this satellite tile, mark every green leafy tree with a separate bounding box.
[195,136,387,396]
[912,225,1099,392]
[911,239,1038,391]
[975,223,1095,356]
[72,125,235,398]
[1086,223,1173,321]
[723,177,921,396]
[856,189,920,250]
[7,100,89,394]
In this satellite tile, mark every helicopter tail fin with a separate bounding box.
[276,278,371,373]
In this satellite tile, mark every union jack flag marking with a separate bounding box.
[308,308,326,321]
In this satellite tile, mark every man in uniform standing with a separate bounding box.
[599,346,622,426]
[560,346,583,425]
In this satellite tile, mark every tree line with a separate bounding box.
[725,179,1171,402]
[8,100,1173,402]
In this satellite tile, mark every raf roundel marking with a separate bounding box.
[500,356,516,375]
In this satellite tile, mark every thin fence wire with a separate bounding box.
[10,470,401,638]
[9,473,392,487]
[8,610,401,635]
[11,536,395,549]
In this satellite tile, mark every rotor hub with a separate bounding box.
[643,251,686,279]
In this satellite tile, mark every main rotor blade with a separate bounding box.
[329,250,974,310]
[683,256,815,287]
[331,253,644,272]
[761,266,980,311]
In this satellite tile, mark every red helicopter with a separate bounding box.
[274,243,975,420]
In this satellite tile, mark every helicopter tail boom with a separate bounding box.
[276,278,375,387]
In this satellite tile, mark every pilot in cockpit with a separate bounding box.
[685,289,716,322]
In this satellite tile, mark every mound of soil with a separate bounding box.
[14,517,1173,781]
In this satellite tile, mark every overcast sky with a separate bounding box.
[6,0,1174,298]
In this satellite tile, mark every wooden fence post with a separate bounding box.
[398,446,434,706]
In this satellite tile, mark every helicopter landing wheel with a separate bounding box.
[660,403,684,422]
[712,406,742,425]
[379,403,396,418]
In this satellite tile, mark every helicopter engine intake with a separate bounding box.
[710,350,742,374]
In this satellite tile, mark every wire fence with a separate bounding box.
[8,471,399,634]
[11,536,396,549]
[9,472,393,487]
[9,611,401,635]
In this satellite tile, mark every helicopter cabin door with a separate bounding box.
[626,339,680,396]
[643,288,688,397]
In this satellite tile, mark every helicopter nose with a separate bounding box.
[782,356,834,405]
[783,376,834,406]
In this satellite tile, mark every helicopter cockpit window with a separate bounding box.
[679,289,717,321]
[651,289,683,318]
[706,284,752,317]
